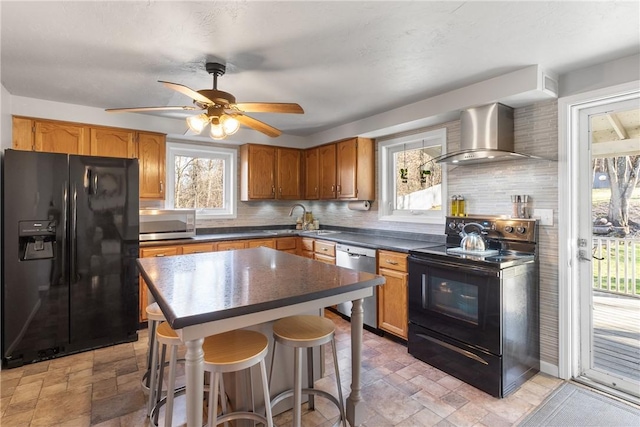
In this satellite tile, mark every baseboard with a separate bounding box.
[540,360,559,377]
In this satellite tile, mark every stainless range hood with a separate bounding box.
[436,103,540,165]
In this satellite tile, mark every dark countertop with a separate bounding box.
[140,226,445,253]
[137,247,385,329]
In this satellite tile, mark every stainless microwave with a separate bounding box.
[139,209,196,241]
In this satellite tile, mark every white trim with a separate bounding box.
[165,141,238,219]
[540,360,559,378]
[378,128,447,224]
[557,80,640,380]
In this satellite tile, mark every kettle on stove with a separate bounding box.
[459,223,487,252]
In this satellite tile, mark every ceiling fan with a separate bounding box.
[106,62,304,139]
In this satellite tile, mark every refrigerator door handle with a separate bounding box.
[70,182,78,282]
[92,170,98,195]
[61,182,68,281]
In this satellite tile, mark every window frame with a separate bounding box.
[165,141,237,219]
[378,128,447,224]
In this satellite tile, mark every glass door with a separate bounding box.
[577,96,640,399]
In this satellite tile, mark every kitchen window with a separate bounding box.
[165,142,237,218]
[378,128,446,224]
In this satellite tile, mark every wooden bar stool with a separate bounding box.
[144,303,165,416]
[151,322,183,427]
[203,329,273,427]
[269,315,346,427]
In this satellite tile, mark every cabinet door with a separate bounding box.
[34,121,89,155]
[138,132,166,199]
[276,237,297,252]
[12,117,34,150]
[181,243,217,254]
[245,145,276,199]
[304,147,320,199]
[248,239,276,249]
[314,240,336,257]
[378,267,408,339]
[217,241,247,251]
[91,127,136,158]
[336,138,358,199]
[314,253,336,265]
[318,143,337,199]
[139,246,181,322]
[276,148,301,199]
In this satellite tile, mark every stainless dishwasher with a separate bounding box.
[335,243,378,330]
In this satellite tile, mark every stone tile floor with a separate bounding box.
[0,311,563,426]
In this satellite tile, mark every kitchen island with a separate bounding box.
[137,246,385,427]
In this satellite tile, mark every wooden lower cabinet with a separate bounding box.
[217,241,248,251]
[377,250,409,339]
[139,245,182,322]
[300,237,314,258]
[181,243,217,254]
[276,237,297,254]
[314,239,336,264]
[248,239,276,249]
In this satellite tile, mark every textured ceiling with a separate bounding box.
[1,1,639,137]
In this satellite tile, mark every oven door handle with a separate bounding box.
[409,256,499,277]
[416,333,489,365]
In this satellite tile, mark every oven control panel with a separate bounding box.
[445,216,537,243]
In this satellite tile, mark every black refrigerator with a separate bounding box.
[2,149,139,368]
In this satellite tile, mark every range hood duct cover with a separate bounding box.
[436,103,540,165]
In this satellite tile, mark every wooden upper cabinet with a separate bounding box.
[240,144,276,200]
[34,120,90,155]
[138,132,166,200]
[304,147,320,199]
[276,147,302,199]
[90,127,136,158]
[240,144,302,200]
[336,137,374,201]
[12,117,34,150]
[318,143,337,199]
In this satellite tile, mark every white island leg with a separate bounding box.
[185,338,205,427]
[346,298,365,426]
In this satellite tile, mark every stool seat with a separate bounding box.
[203,330,273,427]
[156,322,180,344]
[146,302,165,322]
[203,330,268,368]
[273,315,335,346]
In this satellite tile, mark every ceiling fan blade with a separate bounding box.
[234,114,282,137]
[234,102,304,114]
[106,106,199,113]
[159,80,214,105]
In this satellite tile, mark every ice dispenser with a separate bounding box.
[19,220,56,260]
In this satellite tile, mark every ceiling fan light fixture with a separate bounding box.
[186,114,209,134]
[209,117,226,140]
[220,114,240,135]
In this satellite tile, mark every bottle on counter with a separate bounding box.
[451,195,459,216]
[457,196,465,217]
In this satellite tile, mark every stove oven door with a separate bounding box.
[407,255,502,355]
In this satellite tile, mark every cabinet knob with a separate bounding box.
[386,260,398,265]
[155,254,165,257]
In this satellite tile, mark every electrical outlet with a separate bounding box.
[533,208,553,226]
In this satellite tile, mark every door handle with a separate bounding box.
[578,250,591,262]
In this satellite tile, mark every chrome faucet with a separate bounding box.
[288,203,308,230]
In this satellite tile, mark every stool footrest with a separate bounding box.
[271,388,343,414]
[149,386,187,426]
[215,411,270,425]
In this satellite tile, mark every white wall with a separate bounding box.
[559,53,640,97]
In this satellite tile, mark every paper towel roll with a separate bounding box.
[347,201,371,211]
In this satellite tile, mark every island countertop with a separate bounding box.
[137,246,385,330]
